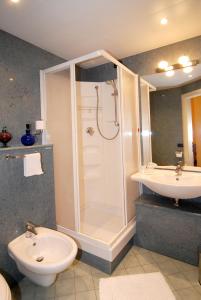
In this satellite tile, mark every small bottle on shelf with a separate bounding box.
[0,126,12,147]
[21,124,35,146]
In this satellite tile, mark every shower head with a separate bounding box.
[106,80,113,85]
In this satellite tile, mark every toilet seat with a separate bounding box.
[0,274,11,300]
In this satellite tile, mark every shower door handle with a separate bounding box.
[86,127,95,136]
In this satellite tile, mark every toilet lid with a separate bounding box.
[0,274,11,300]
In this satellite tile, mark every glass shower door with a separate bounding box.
[75,60,125,244]
[119,67,141,223]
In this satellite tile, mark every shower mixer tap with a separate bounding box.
[86,127,95,136]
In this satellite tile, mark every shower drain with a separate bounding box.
[36,256,44,262]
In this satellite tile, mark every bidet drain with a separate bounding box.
[36,256,44,262]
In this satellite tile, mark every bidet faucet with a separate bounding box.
[25,221,38,236]
[175,161,183,176]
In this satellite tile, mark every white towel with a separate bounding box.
[99,273,175,300]
[24,153,43,177]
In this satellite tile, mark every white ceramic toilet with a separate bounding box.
[8,227,78,287]
[0,274,12,300]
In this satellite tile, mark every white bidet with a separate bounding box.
[8,227,78,287]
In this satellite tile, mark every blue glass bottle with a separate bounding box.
[21,124,35,146]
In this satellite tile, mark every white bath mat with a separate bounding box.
[99,272,175,300]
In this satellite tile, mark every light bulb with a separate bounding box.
[10,0,20,3]
[178,55,190,66]
[165,70,175,77]
[183,66,193,74]
[160,18,168,25]
[158,60,169,69]
[165,65,173,71]
[182,61,193,68]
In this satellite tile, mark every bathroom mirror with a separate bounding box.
[141,63,201,168]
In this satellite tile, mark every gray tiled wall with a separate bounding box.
[0,145,56,286]
[76,62,117,82]
[135,194,201,265]
[0,30,64,286]
[0,30,65,146]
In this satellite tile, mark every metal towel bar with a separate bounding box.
[2,153,45,174]
[3,152,41,160]
[5,154,25,160]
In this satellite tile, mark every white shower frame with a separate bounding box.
[40,50,141,261]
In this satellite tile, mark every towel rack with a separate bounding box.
[5,154,25,160]
[3,152,41,160]
[3,153,45,173]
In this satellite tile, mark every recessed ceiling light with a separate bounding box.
[10,0,20,3]
[160,18,168,25]
[188,74,193,78]
[158,60,169,69]
[9,77,14,81]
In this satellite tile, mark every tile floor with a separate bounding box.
[11,246,201,300]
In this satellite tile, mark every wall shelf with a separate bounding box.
[0,144,53,153]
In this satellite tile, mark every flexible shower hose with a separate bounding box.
[95,84,120,140]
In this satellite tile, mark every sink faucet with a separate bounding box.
[26,221,38,236]
[175,161,183,176]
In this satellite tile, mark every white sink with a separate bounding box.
[131,169,201,200]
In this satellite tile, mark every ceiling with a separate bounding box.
[0,0,201,60]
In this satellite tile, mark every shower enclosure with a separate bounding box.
[40,50,140,266]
